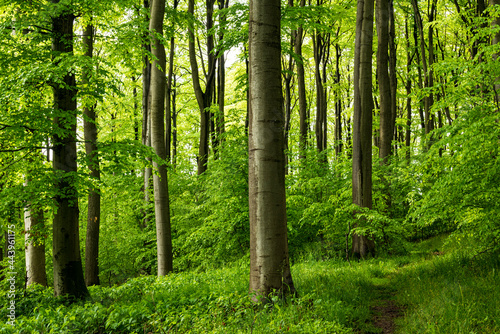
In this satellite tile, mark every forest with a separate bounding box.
[0,0,499,333]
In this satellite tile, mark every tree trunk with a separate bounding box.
[377,0,393,164]
[389,0,397,140]
[82,23,101,287]
[405,16,412,162]
[164,1,179,163]
[284,0,295,173]
[334,42,343,157]
[411,0,435,138]
[172,75,178,167]
[24,179,47,287]
[295,0,308,161]
[352,0,376,259]
[150,0,173,276]
[141,0,152,229]
[249,0,295,300]
[165,35,174,162]
[188,0,216,175]
[313,16,329,160]
[133,78,140,141]
[217,0,228,153]
[51,2,88,299]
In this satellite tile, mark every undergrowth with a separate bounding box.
[1,236,498,333]
[393,236,500,334]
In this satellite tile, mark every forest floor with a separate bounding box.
[365,275,405,334]
[2,235,498,333]
[358,236,448,334]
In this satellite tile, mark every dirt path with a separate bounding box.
[368,285,405,334]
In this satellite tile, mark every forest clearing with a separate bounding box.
[1,0,499,333]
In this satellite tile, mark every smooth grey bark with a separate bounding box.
[249,0,295,300]
[352,0,376,258]
[83,23,101,287]
[149,0,173,276]
[24,179,47,287]
[51,1,88,299]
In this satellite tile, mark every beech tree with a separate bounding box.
[377,0,395,165]
[295,0,308,160]
[352,0,376,258]
[51,0,89,299]
[83,22,101,287]
[141,0,153,229]
[24,177,47,287]
[149,0,173,275]
[248,0,295,299]
[313,0,330,159]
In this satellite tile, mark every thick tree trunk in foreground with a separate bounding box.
[51,2,88,299]
[352,0,376,259]
[83,23,101,287]
[249,0,295,300]
[149,0,173,276]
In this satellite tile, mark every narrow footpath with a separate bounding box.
[368,283,405,334]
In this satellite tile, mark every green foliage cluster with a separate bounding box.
[170,128,250,271]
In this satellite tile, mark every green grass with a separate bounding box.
[1,236,498,333]
[393,251,500,333]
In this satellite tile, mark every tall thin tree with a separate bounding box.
[313,1,330,159]
[352,0,376,258]
[295,0,308,161]
[83,22,101,287]
[141,0,152,229]
[149,0,173,275]
[377,0,395,165]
